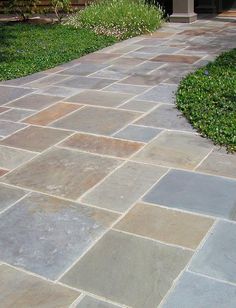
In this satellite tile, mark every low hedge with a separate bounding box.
[176,49,236,152]
[66,0,164,40]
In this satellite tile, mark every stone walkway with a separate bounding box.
[0,17,236,308]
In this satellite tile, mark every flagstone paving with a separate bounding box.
[0,17,235,307]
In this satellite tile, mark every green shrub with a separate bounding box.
[176,49,236,152]
[66,0,164,40]
[0,23,116,81]
[51,0,72,22]
[5,0,40,21]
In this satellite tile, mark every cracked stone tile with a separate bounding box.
[0,265,80,306]
[67,90,133,108]
[82,162,167,212]
[143,169,236,220]
[0,193,118,279]
[190,221,236,283]
[162,271,236,308]
[0,145,36,169]
[115,203,214,249]
[61,230,192,308]
[51,106,139,136]
[1,126,72,152]
[59,133,143,158]
[6,94,62,110]
[2,147,121,199]
[133,131,213,169]
[23,102,82,126]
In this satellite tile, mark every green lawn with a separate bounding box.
[176,48,236,153]
[0,23,117,81]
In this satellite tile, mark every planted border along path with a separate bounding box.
[0,17,236,308]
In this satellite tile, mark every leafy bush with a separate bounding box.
[0,23,116,81]
[66,0,164,40]
[176,49,236,152]
[5,0,40,21]
[51,0,72,22]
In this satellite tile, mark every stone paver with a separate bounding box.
[0,265,80,307]
[0,17,236,307]
[162,271,236,308]
[61,230,192,308]
[0,192,118,279]
[143,170,236,220]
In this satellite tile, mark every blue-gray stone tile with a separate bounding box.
[163,271,236,308]
[0,192,118,279]
[143,170,236,220]
[136,84,178,104]
[0,86,33,105]
[114,125,162,143]
[0,120,27,137]
[189,221,236,283]
[0,145,36,169]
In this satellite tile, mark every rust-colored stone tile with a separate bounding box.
[0,126,72,152]
[151,54,201,64]
[23,102,81,126]
[59,133,144,158]
[115,203,214,249]
[0,168,9,177]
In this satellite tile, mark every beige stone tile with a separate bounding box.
[197,152,236,179]
[133,131,213,169]
[115,203,214,249]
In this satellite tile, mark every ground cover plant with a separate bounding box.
[0,23,116,81]
[66,0,164,40]
[176,49,236,152]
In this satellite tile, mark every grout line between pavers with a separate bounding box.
[158,219,218,308]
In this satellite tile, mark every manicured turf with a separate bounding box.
[0,23,116,81]
[176,49,236,152]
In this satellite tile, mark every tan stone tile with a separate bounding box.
[133,131,213,169]
[197,152,236,179]
[115,203,214,249]
[67,90,133,108]
[0,265,80,307]
[151,54,201,64]
[2,148,121,200]
[147,31,174,38]
[0,126,72,152]
[23,102,81,125]
[59,133,143,158]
